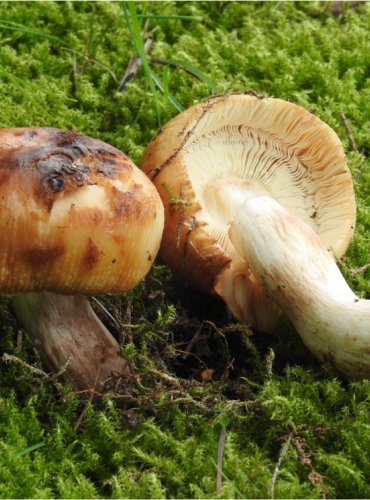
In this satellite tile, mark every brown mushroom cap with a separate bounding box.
[0,128,164,294]
[141,93,356,329]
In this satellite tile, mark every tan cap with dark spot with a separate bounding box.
[0,128,164,294]
[141,93,356,332]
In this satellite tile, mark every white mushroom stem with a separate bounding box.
[204,178,281,332]
[12,292,130,391]
[229,194,370,379]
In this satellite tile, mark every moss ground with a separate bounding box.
[0,1,370,498]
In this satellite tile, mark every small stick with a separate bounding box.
[291,435,327,497]
[216,426,227,492]
[338,111,364,182]
[117,37,153,92]
[62,47,117,82]
[339,111,359,154]
[52,357,72,381]
[183,323,204,358]
[265,347,275,379]
[2,353,64,392]
[350,262,370,277]
[148,368,183,388]
[71,52,78,95]
[16,330,23,353]
[74,365,101,431]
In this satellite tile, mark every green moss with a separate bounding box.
[0,1,370,498]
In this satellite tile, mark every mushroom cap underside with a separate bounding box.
[0,128,164,294]
[141,93,356,296]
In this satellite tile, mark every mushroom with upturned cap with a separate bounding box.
[141,93,356,333]
[0,128,164,390]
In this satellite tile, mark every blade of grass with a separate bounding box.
[136,14,203,21]
[0,64,28,86]
[14,441,45,458]
[61,47,117,83]
[0,19,71,47]
[210,457,246,499]
[150,57,222,94]
[162,65,170,101]
[0,441,45,466]
[170,59,222,93]
[216,426,227,492]
[123,2,161,124]
[0,19,116,82]
[151,72,184,112]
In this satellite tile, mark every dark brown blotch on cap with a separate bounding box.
[0,128,142,219]
[113,185,145,220]
[22,243,64,266]
[96,157,125,178]
[83,238,102,271]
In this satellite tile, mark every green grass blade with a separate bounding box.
[0,441,45,466]
[123,2,161,124]
[136,14,203,21]
[210,457,246,499]
[170,59,222,93]
[151,72,184,112]
[0,19,116,82]
[0,19,70,47]
[0,63,28,86]
[162,65,170,100]
[14,441,45,458]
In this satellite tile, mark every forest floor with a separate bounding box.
[0,2,370,498]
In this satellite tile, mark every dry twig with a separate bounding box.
[291,434,327,498]
[182,323,204,358]
[350,262,370,277]
[117,37,153,92]
[265,347,275,379]
[2,353,64,392]
[74,365,101,431]
[339,111,359,154]
[53,357,72,381]
[148,368,183,389]
[339,111,364,181]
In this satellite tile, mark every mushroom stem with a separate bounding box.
[229,195,370,379]
[204,179,280,332]
[12,292,130,390]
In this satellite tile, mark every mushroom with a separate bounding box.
[0,128,164,390]
[141,93,356,332]
[229,194,370,379]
